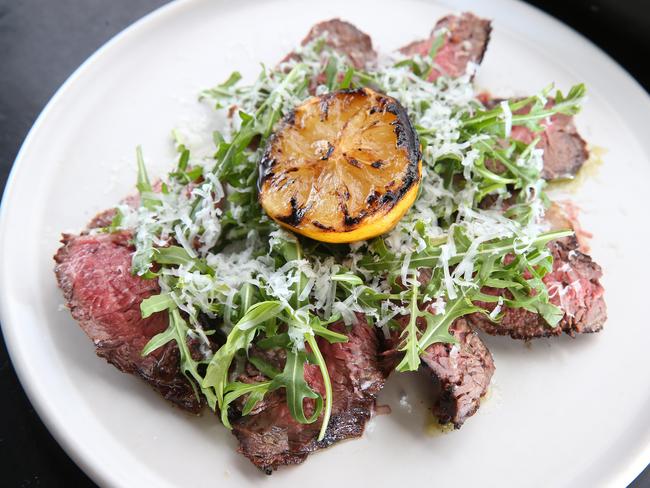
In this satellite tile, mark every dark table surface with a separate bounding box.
[0,1,648,486]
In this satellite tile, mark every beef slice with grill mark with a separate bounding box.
[421,319,495,427]
[232,316,386,473]
[481,96,589,180]
[383,314,494,428]
[527,112,587,181]
[466,205,606,339]
[468,239,606,339]
[54,230,203,412]
[281,18,377,70]
[399,12,492,80]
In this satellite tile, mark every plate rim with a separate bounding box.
[1,0,649,486]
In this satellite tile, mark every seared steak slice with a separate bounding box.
[383,314,494,428]
[400,12,491,80]
[421,319,494,427]
[482,96,589,180]
[54,230,202,412]
[468,239,606,339]
[467,206,606,339]
[535,116,587,181]
[85,193,141,230]
[512,103,588,181]
[282,18,377,69]
[232,317,386,473]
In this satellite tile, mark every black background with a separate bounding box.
[0,1,648,486]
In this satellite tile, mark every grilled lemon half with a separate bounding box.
[258,87,421,243]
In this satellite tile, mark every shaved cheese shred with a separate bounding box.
[489,296,504,320]
[119,33,558,361]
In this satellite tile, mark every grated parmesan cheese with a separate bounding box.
[119,34,558,361]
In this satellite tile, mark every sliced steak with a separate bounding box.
[513,105,588,181]
[467,206,606,339]
[468,240,606,339]
[482,96,589,180]
[85,193,141,230]
[399,12,491,80]
[383,314,494,428]
[282,19,377,69]
[232,316,386,473]
[421,318,494,427]
[54,230,202,412]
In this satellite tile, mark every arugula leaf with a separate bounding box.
[428,31,446,59]
[310,322,348,343]
[339,66,354,89]
[141,321,177,356]
[136,145,152,194]
[135,146,161,210]
[398,275,422,372]
[202,301,284,410]
[140,293,175,318]
[269,349,323,424]
[142,309,217,409]
[107,208,124,233]
[331,273,363,286]
[201,71,243,106]
[304,333,332,440]
[221,381,272,428]
[248,355,282,379]
[534,302,564,327]
[153,246,213,276]
[418,296,477,347]
[395,290,478,373]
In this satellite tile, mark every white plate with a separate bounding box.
[2,0,649,486]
